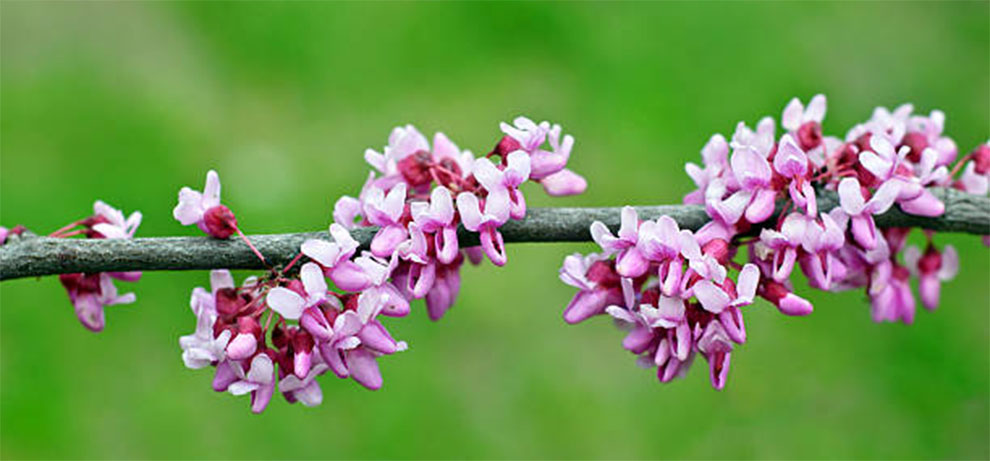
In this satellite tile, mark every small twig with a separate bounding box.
[1,188,987,281]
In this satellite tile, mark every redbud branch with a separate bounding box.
[1,188,987,281]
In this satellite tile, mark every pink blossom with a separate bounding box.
[590,206,653,277]
[411,187,459,264]
[280,355,329,407]
[363,183,409,257]
[179,270,235,369]
[836,177,901,250]
[903,244,958,310]
[173,170,238,239]
[59,273,136,332]
[456,191,510,266]
[559,253,623,324]
[222,354,277,414]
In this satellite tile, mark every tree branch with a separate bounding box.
[2,188,987,281]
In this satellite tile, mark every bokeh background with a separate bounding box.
[2,2,988,459]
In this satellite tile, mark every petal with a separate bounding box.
[781,97,803,131]
[301,239,341,268]
[300,263,328,299]
[210,270,235,293]
[430,187,455,224]
[472,157,502,191]
[859,151,892,179]
[618,206,640,242]
[266,287,305,320]
[838,178,866,215]
[480,228,507,266]
[733,264,760,305]
[345,348,383,390]
[898,190,944,217]
[329,261,373,292]
[203,170,221,208]
[564,290,610,324]
[173,188,205,225]
[246,354,274,384]
[865,180,901,214]
[731,147,772,188]
[455,193,483,231]
[694,280,730,314]
[540,169,587,196]
[357,323,398,355]
[805,94,826,123]
[939,245,959,279]
[226,333,258,360]
[370,225,408,258]
[745,188,777,224]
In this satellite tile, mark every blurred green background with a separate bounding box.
[2,2,988,459]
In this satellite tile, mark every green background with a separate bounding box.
[2,2,988,459]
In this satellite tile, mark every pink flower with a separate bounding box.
[714,145,777,224]
[363,183,409,257]
[90,200,142,239]
[868,260,916,324]
[364,124,429,182]
[905,110,957,166]
[173,170,238,239]
[222,354,277,414]
[685,134,730,205]
[691,263,760,315]
[903,244,958,310]
[498,116,550,154]
[456,184,513,266]
[266,263,328,321]
[559,253,623,324]
[782,94,827,132]
[318,291,407,390]
[590,206,652,278]
[59,272,136,332]
[411,187,459,264]
[759,213,813,282]
[730,117,775,157]
[836,177,901,250]
[696,320,735,390]
[280,355,329,407]
[179,270,235,369]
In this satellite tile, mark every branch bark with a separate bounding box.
[2,188,987,281]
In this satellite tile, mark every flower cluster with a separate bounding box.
[44,201,143,332]
[178,117,585,412]
[561,95,988,389]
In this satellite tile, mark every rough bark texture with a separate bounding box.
[2,188,987,281]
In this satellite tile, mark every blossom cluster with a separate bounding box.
[177,117,586,412]
[0,202,144,331]
[560,95,988,390]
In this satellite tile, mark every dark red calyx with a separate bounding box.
[971,144,990,175]
[796,122,823,151]
[900,132,929,163]
[398,150,434,187]
[215,287,247,317]
[586,260,621,288]
[204,205,237,239]
[918,245,942,274]
[490,135,522,157]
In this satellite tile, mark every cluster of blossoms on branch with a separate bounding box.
[3,95,985,412]
[174,117,586,412]
[1,202,143,331]
[560,95,989,390]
